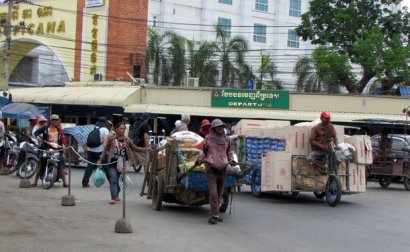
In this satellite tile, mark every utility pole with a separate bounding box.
[2,0,13,90]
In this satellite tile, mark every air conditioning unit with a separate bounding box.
[94,73,103,81]
[184,77,199,87]
[133,78,145,85]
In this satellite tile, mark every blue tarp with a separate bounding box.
[1,103,41,119]
[63,125,95,152]
[181,171,236,191]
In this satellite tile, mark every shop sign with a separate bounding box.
[211,89,289,109]
[86,0,105,8]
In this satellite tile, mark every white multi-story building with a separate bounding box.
[148,0,315,90]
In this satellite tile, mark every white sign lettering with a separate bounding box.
[86,0,104,8]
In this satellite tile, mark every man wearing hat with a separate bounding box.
[129,112,151,173]
[33,114,67,187]
[199,119,211,138]
[308,112,339,173]
[27,115,37,136]
[32,115,47,138]
[82,117,109,188]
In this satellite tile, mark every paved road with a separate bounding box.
[0,169,409,252]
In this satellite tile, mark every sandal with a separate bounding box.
[114,195,121,201]
[109,200,116,205]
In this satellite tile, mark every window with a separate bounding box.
[218,17,232,37]
[289,0,301,17]
[219,0,232,5]
[392,137,409,151]
[287,29,299,48]
[253,24,267,43]
[255,0,268,12]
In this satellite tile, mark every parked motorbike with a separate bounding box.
[0,131,19,174]
[16,135,40,179]
[40,142,63,189]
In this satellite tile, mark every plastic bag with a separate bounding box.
[93,167,105,187]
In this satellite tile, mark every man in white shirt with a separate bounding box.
[0,117,5,139]
[82,117,109,188]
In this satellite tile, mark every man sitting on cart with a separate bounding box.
[308,112,339,174]
[375,129,392,161]
[197,119,235,225]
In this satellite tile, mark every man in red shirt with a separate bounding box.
[308,112,338,173]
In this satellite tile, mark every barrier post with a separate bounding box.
[62,137,75,206]
[115,157,133,233]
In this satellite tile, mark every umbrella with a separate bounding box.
[1,103,41,119]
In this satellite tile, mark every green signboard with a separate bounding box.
[211,89,289,109]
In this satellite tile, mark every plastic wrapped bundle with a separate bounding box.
[181,171,236,191]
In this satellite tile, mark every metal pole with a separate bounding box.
[24,141,27,179]
[68,137,72,195]
[122,157,126,218]
[2,0,13,90]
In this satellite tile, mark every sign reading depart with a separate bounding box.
[211,89,289,109]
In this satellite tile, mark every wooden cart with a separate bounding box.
[140,139,242,211]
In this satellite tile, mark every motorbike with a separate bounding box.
[16,134,41,179]
[0,131,19,174]
[40,142,63,189]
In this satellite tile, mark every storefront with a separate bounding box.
[0,0,148,87]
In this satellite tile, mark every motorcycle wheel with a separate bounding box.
[326,176,342,207]
[251,169,262,198]
[42,165,58,189]
[7,153,18,174]
[17,158,40,179]
[378,177,392,188]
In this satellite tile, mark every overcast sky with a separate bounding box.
[404,0,410,8]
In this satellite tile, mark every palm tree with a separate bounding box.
[186,40,219,87]
[257,52,282,89]
[293,57,321,92]
[146,27,186,85]
[213,25,250,86]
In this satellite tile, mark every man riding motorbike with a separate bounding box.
[32,114,67,187]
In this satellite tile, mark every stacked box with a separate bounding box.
[261,152,292,192]
[345,135,373,164]
[293,175,328,191]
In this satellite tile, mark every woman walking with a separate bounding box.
[199,119,234,224]
[98,122,151,204]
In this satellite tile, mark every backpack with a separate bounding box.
[87,127,101,148]
[130,121,143,145]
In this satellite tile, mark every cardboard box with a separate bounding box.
[345,135,372,164]
[244,128,264,137]
[275,127,286,139]
[233,119,266,135]
[293,175,327,191]
[285,126,310,156]
[265,120,290,128]
[363,135,373,164]
[357,164,367,192]
[261,128,276,138]
[334,125,345,144]
[261,152,292,192]
[347,163,358,192]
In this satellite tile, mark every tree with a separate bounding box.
[295,0,410,94]
[213,25,250,86]
[186,40,219,87]
[256,52,282,90]
[293,56,322,93]
[146,27,186,86]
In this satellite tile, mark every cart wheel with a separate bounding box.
[325,176,342,207]
[152,175,164,211]
[251,169,262,198]
[219,193,229,213]
[133,164,143,173]
[378,177,392,188]
[314,192,326,199]
[403,177,410,191]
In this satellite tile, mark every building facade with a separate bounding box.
[0,0,148,87]
[148,0,315,89]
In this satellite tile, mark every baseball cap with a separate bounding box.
[200,119,211,128]
[320,112,331,119]
[29,115,37,121]
[50,114,60,120]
